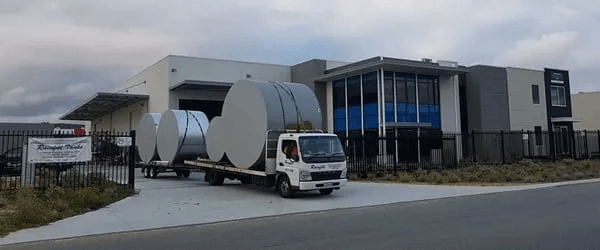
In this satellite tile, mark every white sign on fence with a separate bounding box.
[27,137,92,163]
[115,137,132,147]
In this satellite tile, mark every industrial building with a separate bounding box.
[572,91,600,131]
[60,56,469,135]
[60,55,578,162]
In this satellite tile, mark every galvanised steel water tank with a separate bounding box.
[156,110,209,163]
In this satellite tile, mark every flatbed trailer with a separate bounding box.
[140,160,191,178]
[184,158,269,186]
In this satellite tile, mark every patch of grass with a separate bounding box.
[351,160,600,186]
[0,184,136,237]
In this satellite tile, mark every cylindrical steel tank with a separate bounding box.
[219,79,322,169]
[157,110,209,163]
[206,116,226,162]
[137,113,161,164]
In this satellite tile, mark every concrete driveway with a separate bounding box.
[1,171,598,245]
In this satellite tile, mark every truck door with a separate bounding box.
[278,140,300,180]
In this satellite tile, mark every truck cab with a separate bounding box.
[274,133,347,197]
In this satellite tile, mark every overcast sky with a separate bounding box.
[1,0,599,123]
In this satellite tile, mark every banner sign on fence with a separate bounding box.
[27,137,92,163]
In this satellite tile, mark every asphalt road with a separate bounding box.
[5,182,600,250]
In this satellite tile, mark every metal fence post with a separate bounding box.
[549,128,556,161]
[471,130,476,162]
[128,130,136,189]
[500,130,506,164]
[393,135,397,175]
[570,129,575,159]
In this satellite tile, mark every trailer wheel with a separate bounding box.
[150,167,159,179]
[277,175,294,198]
[207,171,224,186]
[182,170,191,178]
[204,171,210,183]
[319,188,334,195]
[240,177,252,184]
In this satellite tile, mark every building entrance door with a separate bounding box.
[554,125,570,155]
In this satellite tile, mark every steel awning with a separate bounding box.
[60,92,148,121]
[386,122,432,128]
[314,57,469,82]
[550,117,582,123]
[170,80,234,92]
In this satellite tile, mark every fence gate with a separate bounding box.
[0,130,136,191]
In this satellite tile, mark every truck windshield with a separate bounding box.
[299,136,345,163]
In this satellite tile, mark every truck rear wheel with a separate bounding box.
[319,188,334,195]
[150,167,159,179]
[207,171,224,186]
[182,170,191,178]
[240,177,252,184]
[277,175,294,198]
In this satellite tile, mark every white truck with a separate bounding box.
[185,130,347,198]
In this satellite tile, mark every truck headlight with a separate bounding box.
[340,169,347,178]
[299,170,312,181]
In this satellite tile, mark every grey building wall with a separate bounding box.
[506,67,547,131]
[466,65,511,132]
[291,59,328,130]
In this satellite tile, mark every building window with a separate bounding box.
[396,73,417,123]
[332,79,346,133]
[532,85,540,104]
[347,76,362,131]
[550,86,566,107]
[418,76,441,129]
[362,72,378,130]
[384,72,395,123]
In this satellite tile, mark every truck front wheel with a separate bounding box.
[277,175,294,198]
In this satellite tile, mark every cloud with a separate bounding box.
[493,31,580,69]
[0,82,94,108]
[1,0,600,123]
[0,87,27,107]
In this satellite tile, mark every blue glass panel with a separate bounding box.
[348,118,361,131]
[348,105,361,118]
[385,112,394,123]
[407,115,417,122]
[431,119,440,129]
[364,103,378,117]
[364,115,378,129]
[407,104,417,114]
[334,107,346,119]
[334,119,346,132]
[385,103,394,114]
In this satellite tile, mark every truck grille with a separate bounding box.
[311,170,342,181]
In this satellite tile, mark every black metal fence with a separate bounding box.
[340,130,600,176]
[0,130,136,191]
